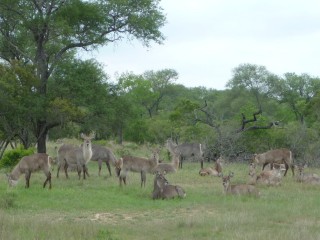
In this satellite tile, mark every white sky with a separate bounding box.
[83,0,320,90]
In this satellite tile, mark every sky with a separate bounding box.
[82,0,320,90]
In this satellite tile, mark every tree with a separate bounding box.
[226,63,281,131]
[268,73,320,124]
[0,0,166,152]
[118,69,178,118]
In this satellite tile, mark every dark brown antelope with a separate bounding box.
[166,138,205,169]
[199,156,223,177]
[56,132,95,179]
[114,149,160,187]
[152,171,186,200]
[252,148,294,176]
[90,144,117,176]
[6,153,52,189]
[222,172,259,196]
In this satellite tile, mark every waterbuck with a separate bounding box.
[222,172,260,196]
[166,139,204,169]
[199,156,223,177]
[252,148,294,176]
[248,162,286,186]
[152,171,186,200]
[153,150,180,174]
[91,144,117,176]
[114,149,159,187]
[295,164,320,184]
[6,153,52,189]
[56,132,95,179]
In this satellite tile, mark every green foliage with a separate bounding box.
[0,0,166,152]
[124,119,148,143]
[0,148,34,170]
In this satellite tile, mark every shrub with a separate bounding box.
[0,148,35,170]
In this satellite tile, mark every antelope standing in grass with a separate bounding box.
[248,162,286,186]
[114,149,160,187]
[253,148,294,176]
[166,139,205,169]
[56,133,95,179]
[152,171,186,200]
[6,153,53,189]
[222,172,259,196]
[91,144,117,176]
[295,164,320,184]
[199,156,223,177]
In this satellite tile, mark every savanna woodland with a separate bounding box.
[1,1,320,240]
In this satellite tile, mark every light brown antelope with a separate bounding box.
[222,172,259,196]
[252,148,294,176]
[114,149,159,187]
[153,150,180,174]
[199,156,223,176]
[56,132,95,179]
[166,138,205,169]
[6,153,52,189]
[91,144,117,176]
[295,164,320,184]
[152,171,186,200]
[248,162,286,186]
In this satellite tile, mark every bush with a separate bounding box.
[0,148,35,170]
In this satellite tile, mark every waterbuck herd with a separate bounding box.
[5,135,320,199]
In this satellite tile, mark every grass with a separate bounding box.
[1,149,320,239]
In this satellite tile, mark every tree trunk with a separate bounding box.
[36,120,48,153]
[117,126,123,145]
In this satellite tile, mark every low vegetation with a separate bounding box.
[1,146,320,240]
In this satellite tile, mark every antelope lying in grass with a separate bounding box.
[153,149,180,174]
[91,144,117,176]
[6,153,53,189]
[252,148,294,176]
[248,162,286,186]
[222,172,259,196]
[114,149,159,187]
[56,133,95,179]
[152,171,186,200]
[295,164,320,184]
[199,156,223,177]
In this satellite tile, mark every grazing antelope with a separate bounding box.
[252,148,294,176]
[6,153,52,189]
[199,156,223,177]
[114,149,159,187]
[56,132,95,179]
[222,172,259,196]
[295,164,320,184]
[152,171,186,200]
[166,138,205,169]
[91,144,117,176]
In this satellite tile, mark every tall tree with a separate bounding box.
[118,69,177,118]
[269,73,320,124]
[0,0,166,152]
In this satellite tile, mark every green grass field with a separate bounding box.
[1,156,320,240]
